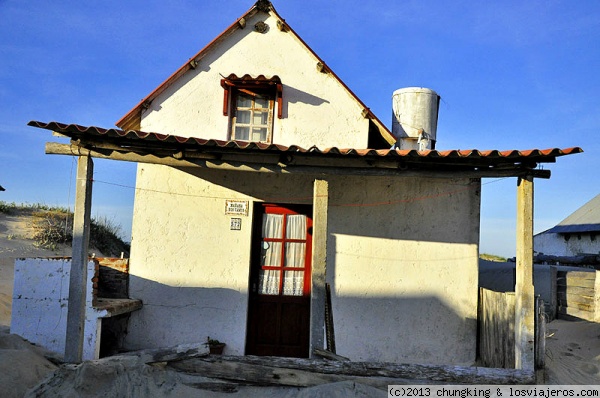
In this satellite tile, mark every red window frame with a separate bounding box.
[260,204,312,297]
[220,74,283,119]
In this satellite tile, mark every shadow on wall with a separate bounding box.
[331,294,477,365]
[124,274,247,355]
[124,272,477,365]
[180,168,480,245]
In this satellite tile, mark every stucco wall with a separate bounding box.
[327,176,480,364]
[139,11,369,149]
[535,232,600,257]
[11,258,102,360]
[126,164,481,364]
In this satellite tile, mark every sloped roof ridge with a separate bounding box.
[557,193,600,227]
[115,1,396,145]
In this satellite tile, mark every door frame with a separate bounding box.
[245,202,314,357]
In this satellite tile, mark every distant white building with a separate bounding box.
[535,194,600,256]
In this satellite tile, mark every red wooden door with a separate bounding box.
[246,204,312,357]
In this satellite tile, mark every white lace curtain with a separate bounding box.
[258,213,306,296]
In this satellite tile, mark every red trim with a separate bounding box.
[262,204,313,296]
[220,74,283,119]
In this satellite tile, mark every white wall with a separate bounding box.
[139,11,369,149]
[11,258,70,355]
[126,165,481,365]
[535,232,600,257]
[11,258,108,361]
[327,176,480,364]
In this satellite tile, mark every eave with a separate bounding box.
[30,121,583,180]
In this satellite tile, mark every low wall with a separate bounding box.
[11,257,132,360]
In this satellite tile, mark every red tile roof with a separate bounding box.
[29,121,583,166]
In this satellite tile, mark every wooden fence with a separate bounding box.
[479,288,546,369]
[557,270,599,322]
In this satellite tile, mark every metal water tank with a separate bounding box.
[392,87,440,150]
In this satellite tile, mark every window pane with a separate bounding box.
[236,94,252,108]
[237,110,251,124]
[255,97,268,109]
[259,269,280,295]
[283,270,304,296]
[286,215,306,239]
[262,241,282,267]
[252,127,267,142]
[263,214,283,238]
[234,126,249,141]
[253,111,268,126]
[285,242,305,268]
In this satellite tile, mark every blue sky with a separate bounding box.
[1,1,598,257]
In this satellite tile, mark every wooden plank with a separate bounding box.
[45,142,551,179]
[115,342,209,364]
[558,306,594,321]
[479,288,515,368]
[169,355,535,386]
[557,292,595,306]
[564,273,596,288]
[313,348,349,362]
[558,303,594,314]
[324,283,336,353]
[535,297,546,370]
[556,286,595,297]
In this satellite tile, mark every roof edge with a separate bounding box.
[116,3,261,130]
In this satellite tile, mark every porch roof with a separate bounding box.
[29,120,582,179]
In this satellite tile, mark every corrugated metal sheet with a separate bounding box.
[28,121,583,164]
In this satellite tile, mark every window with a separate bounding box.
[256,206,312,297]
[232,91,272,142]
[221,74,282,143]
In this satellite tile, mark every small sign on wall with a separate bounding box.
[230,218,242,230]
[225,200,249,216]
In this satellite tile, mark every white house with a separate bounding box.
[29,0,581,370]
[535,194,600,257]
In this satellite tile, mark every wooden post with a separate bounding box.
[65,155,93,363]
[515,174,535,370]
[310,179,328,357]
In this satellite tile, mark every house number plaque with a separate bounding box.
[230,218,242,230]
[225,200,249,216]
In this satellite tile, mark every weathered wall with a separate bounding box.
[327,176,480,364]
[127,165,481,364]
[11,258,101,359]
[11,258,128,360]
[11,258,71,355]
[534,231,599,257]
[139,11,369,149]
